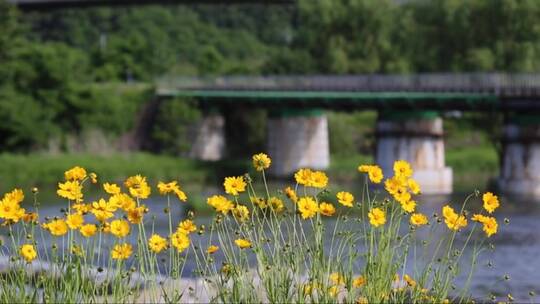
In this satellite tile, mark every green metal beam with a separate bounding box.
[158,90,497,103]
[269,108,325,118]
[507,113,540,125]
[379,110,440,121]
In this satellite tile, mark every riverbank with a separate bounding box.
[0,146,497,208]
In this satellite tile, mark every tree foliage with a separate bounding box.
[3,0,540,153]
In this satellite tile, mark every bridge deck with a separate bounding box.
[156,74,540,111]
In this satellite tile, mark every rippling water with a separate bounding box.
[19,189,540,302]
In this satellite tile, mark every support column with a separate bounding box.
[375,111,452,194]
[267,109,330,177]
[498,114,540,197]
[189,112,225,161]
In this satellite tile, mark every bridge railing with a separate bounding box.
[157,73,540,96]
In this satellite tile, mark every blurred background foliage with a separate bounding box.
[0,0,537,189]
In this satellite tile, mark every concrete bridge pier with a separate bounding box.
[498,115,540,197]
[267,109,330,177]
[375,111,452,194]
[189,111,225,161]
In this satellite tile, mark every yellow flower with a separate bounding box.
[393,188,411,205]
[177,219,197,234]
[442,205,455,218]
[446,216,468,232]
[110,219,130,238]
[353,275,366,288]
[45,219,68,236]
[124,174,145,188]
[284,187,298,203]
[329,272,345,285]
[403,274,417,288]
[64,166,87,181]
[207,245,219,254]
[356,296,368,304]
[91,199,116,222]
[384,177,403,195]
[22,212,38,223]
[66,213,84,229]
[328,285,339,297]
[80,224,97,237]
[101,222,111,233]
[482,216,498,237]
[310,171,329,188]
[368,166,384,184]
[268,197,284,212]
[251,196,267,208]
[482,192,499,214]
[223,176,247,196]
[368,208,386,227]
[252,153,271,171]
[410,213,428,226]
[103,183,121,195]
[207,195,234,214]
[71,245,84,257]
[157,181,179,194]
[0,198,25,222]
[235,238,252,249]
[233,204,250,222]
[336,191,354,207]
[319,203,336,216]
[148,234,167,253]
[125,175,151,199]
[442,205,467,231]
[174,188,188,202]
[57,181,83,202]
[221,263,232,275]
[110,193,136,211]
[295,168,313,186]
[297,197,319,219]
[407,179,421,195]
[157,181,188,202]
[3,188,24,204]
[129,183,151,199]
[111,243,132,260]
[359,165,384,183]
[400,199,416,213]
[20,244,37,263]
[127,206,146,224]
[171,231,190,252]
[472,213,488,223]
[357,165,371,173]
[303,283,316,296]
[89,172,98,184]
[72,203,91,214]
[394,160,413,178]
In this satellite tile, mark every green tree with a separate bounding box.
[293,0,402,73]
[151,99,201,155]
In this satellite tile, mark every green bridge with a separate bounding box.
[156,73,540,111]
[158,74,540,198]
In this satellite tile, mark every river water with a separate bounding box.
[13,186,540,302]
